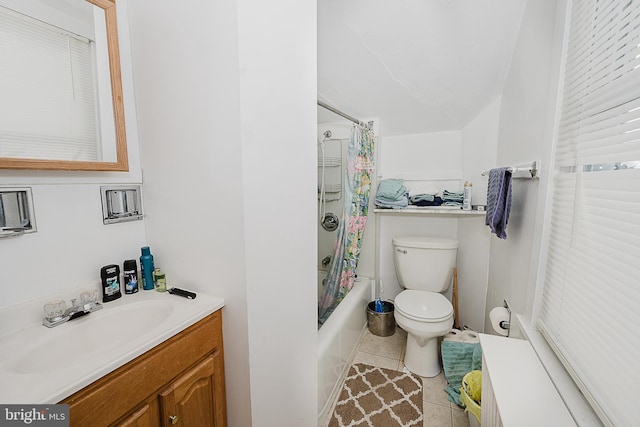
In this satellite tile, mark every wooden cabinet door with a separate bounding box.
[159,354,225,427]
[113,399,159,427]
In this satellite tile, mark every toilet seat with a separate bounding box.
[395,290,453,323]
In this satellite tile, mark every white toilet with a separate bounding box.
[392,236,457,377]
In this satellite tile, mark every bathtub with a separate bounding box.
[317,276,372,425]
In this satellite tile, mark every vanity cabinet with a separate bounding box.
[158,355,217,426]
[61,311,226,427]
[116,400,157,427]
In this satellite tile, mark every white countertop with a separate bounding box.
[479,333,576,427]
[0,289,224,404]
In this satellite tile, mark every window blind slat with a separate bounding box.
[0,5,98,161]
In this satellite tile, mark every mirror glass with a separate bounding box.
[0,0,128,171]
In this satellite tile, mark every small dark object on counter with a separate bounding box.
[168,287,197,299]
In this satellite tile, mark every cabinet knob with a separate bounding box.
[169,415,179,425]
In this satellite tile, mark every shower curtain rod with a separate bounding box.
[317,101,372,129]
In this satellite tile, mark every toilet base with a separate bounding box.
[404,333,441,377]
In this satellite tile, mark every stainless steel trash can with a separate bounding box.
[367,301,395,337]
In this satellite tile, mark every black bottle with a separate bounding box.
[101,264,122,302]
[123,259,139,294]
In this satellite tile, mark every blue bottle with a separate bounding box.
[140,246,155,290]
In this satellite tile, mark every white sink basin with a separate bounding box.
[6,300,174,374]
[0,290,225,404]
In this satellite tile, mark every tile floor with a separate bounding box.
[324,327,470,427]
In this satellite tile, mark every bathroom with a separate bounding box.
[1,0,637,427]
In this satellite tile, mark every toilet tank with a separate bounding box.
[392,236,458,292]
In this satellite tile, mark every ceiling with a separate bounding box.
[318,0,528,136]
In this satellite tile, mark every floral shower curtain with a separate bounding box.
[318,124,375,325]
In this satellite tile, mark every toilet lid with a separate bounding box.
[395,290,453,322]
[392,236,458,249]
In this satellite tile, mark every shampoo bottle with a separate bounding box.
[140,246,155,290]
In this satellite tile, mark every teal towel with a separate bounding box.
[409,194,435,203]
[441,341,482,406]
[442,190,464,201]
[376,179,407,201]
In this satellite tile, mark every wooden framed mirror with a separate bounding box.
[0,0,128,171]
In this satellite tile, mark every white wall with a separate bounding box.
[0,1,145,309]
[237,0,317,424]
[462,96,502,207]
[380,131,462,183]
[484,0,566,329]
[126,1,252,426]
[128,1,317,427]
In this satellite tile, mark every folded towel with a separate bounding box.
[408,186,439,197]
[442,190,464,202]
[376,179,408,201]
[442,201,463,208]
[409,195,444,207]
[486,167,512,239]
[375,193,409,209]
[441,341,482,406]
[409,194,435,203]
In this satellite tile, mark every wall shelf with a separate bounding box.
[374,208,485,216]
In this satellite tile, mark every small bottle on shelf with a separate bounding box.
[463,181,472,211]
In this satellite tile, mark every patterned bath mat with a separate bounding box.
[328,363,423,427]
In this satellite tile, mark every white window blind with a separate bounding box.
[0,5,99,161]
[538,1,640,426]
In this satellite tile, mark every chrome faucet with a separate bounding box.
[43,292,103,328]
[67,299,89,320]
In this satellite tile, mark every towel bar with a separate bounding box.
[481,160,539,179]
